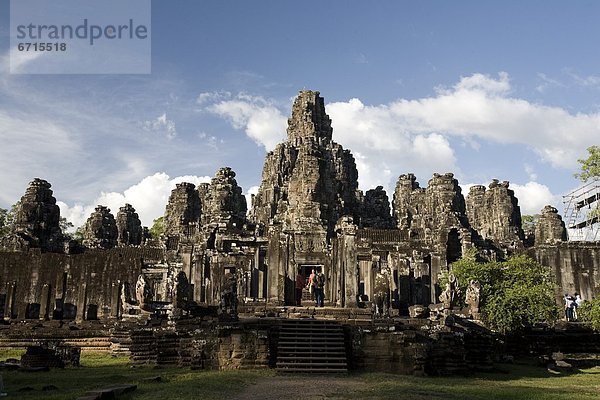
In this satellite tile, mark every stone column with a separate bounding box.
[76,283,87,321]
[39,284,51,320]
[4,282,16,320]
[110,281,121,318]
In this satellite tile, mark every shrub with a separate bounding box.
[449,253,559,333]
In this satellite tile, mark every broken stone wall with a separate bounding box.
[0,247,164,321]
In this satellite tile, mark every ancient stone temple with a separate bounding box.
[0,90,599,324]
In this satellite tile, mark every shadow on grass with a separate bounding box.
[2,353,600,400]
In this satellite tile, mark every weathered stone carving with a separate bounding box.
[535,205,567,245]
[373,266,392,316]
[164,182,201,237]
[116,204,143,246]
[362,186,394,229]
[465,179,524,251]
[250,90,361,236]
[439,272,461,309]
[82,205,118,249]
[6,178,65,252]
[202,167,247,227]
[135,274,153,311]
[220,270,238,318]
[465,280,481,317]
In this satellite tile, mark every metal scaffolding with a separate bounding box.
[563,179,600,241]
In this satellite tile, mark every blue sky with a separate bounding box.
[1,1,599,228]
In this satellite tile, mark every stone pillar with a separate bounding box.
[4,282,16,320]
[76,283,87,321]
[430,254,443,303]
[110,281,121,318]
[39,284,51,320]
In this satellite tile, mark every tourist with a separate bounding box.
[564,294,575,322]
[315,271,325,307]
[308,269,316,302]
[573,293,583,321]
[295,271,305,306]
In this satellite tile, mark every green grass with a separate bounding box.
[1,353,600,400]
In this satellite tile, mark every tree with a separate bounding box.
[149,216,165,238]
[575,145,599,182]
[59,216,74,233]
[576,297,600,331]
[449,254,559,333]
[0,204,17,237]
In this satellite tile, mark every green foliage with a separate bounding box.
[449,254,559,333]
[149,216,165,238]
[0,204,17,237]
[577,296,600,331]
[72,226,85,244]
[59,216,74,233]
[575,145,600,182]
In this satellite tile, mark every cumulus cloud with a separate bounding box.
[201,92,287,150]
[205,73,599,200]
[58,172,211,228]
[510,181,560,215]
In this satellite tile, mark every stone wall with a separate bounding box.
[530,242,600,301]
[0,247,164,321]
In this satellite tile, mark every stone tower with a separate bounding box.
[116,204,143,246]
[82,205,118,249]
[11,178,65,252]
[164,183,201,237]
[202,167,247,227]
[465,179,524,250]
[250,90,361,236]
[535,205,567,245]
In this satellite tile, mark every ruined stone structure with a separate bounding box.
[0,178,67,253]
[82,206,118,249]
[116,204,144,246]
[0,89,598,327]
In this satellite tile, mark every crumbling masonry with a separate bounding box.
[0,90,599,323]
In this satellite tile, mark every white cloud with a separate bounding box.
[511,181,559,215]
[58,172,212,228]
[144,113,177,139]
[205,93,287,150]
[245,185,260,210]
[524,164,538,181]
[196,90,231,106]
[330,72,599,170]
[204,73,598,201]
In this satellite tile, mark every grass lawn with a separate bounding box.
[1,350,599,399]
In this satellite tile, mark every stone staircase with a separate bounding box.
[276,319,348,373]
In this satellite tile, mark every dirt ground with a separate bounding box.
[231,375,364,400]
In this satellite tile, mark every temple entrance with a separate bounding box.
[298,265,323,304]
[298,264,322,279]
[446,228,462,265]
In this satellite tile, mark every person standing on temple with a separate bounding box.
[295,270,305,306]
[315,271,325,307]
[308,269,316,302]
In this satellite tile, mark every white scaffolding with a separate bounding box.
[562,180,600,241]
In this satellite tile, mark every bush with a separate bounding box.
[449,253,559,333]
[577,297,600,330]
